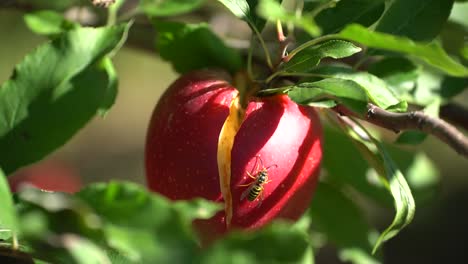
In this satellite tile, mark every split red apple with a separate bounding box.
[145,69,323,242]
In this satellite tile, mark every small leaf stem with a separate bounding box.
[106,0,125,25]
[276,20,292,66]
[250,22,274,70]
[309,0,339,17]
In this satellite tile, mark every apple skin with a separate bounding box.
[145,69,323,241]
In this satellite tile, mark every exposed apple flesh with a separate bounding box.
[145,69,323,240]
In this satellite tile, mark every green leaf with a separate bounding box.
[16,181,221,263]
[257,0,321,36]
[339,24,468,77]
[199,221,313,264]
[333,118,415,253]
[440,21,468,59]
[375,0,454,41]
[288,78,369,114]
[65,235,112,264]
[450,1,468,28]
[17,188,106,262]
[462,45,468,60]
[395,131,428,145]
[404,152,439,203]
[0,24,129,174]
[371,142,415,253]
[321,126,393,206]
[77,181,221,263]
[331,72,405,112]
[281,40,361,73]
[288,70,405,115]
[439,76,468,99]
[0,169,18,241]
[140,0,206,16]
[217,0,275,32]
[315,0,385,34]
[24,10,77,36]
[310,182,381,264]
[410,67,468,105]
[155,21,243,74]
[368,57,421,95]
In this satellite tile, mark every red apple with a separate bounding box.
[8,160,82,193]
[145,69,323,242]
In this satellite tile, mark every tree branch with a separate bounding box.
[440,103,468,131]
[333,104,468,158]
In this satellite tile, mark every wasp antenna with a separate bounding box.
[266,164,278,170]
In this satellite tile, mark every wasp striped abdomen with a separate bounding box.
[248,183,263,201]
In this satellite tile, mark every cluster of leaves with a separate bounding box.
[0,0,467,263]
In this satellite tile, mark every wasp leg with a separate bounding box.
[246,171,257,180]
[238,181,255,187]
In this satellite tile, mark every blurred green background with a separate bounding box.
[1,4,468,263]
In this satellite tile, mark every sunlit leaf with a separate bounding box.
[65,235,112,264]
[0,24,129,175]
[199,221,313,264]
[0,169,18,241]
[24,10,77,36]
[140,0,206,16]
[288,78,368,114]
[331,114,415,253]
[287,71,405,115]
[281,40,361,73]
[155,21,243,74]
[257,0,320,36]
[339,24,468,77]
[77,181,221,263]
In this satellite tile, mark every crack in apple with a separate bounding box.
[217,94,244,228]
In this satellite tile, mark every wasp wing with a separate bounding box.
[240,185,253,201]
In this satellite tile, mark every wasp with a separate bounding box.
[239,156,277,207]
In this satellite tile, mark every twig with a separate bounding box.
[364,103,468,157]
[440,103,468,131]
[332,104,468,158]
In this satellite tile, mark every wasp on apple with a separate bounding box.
[239,156,277,208]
